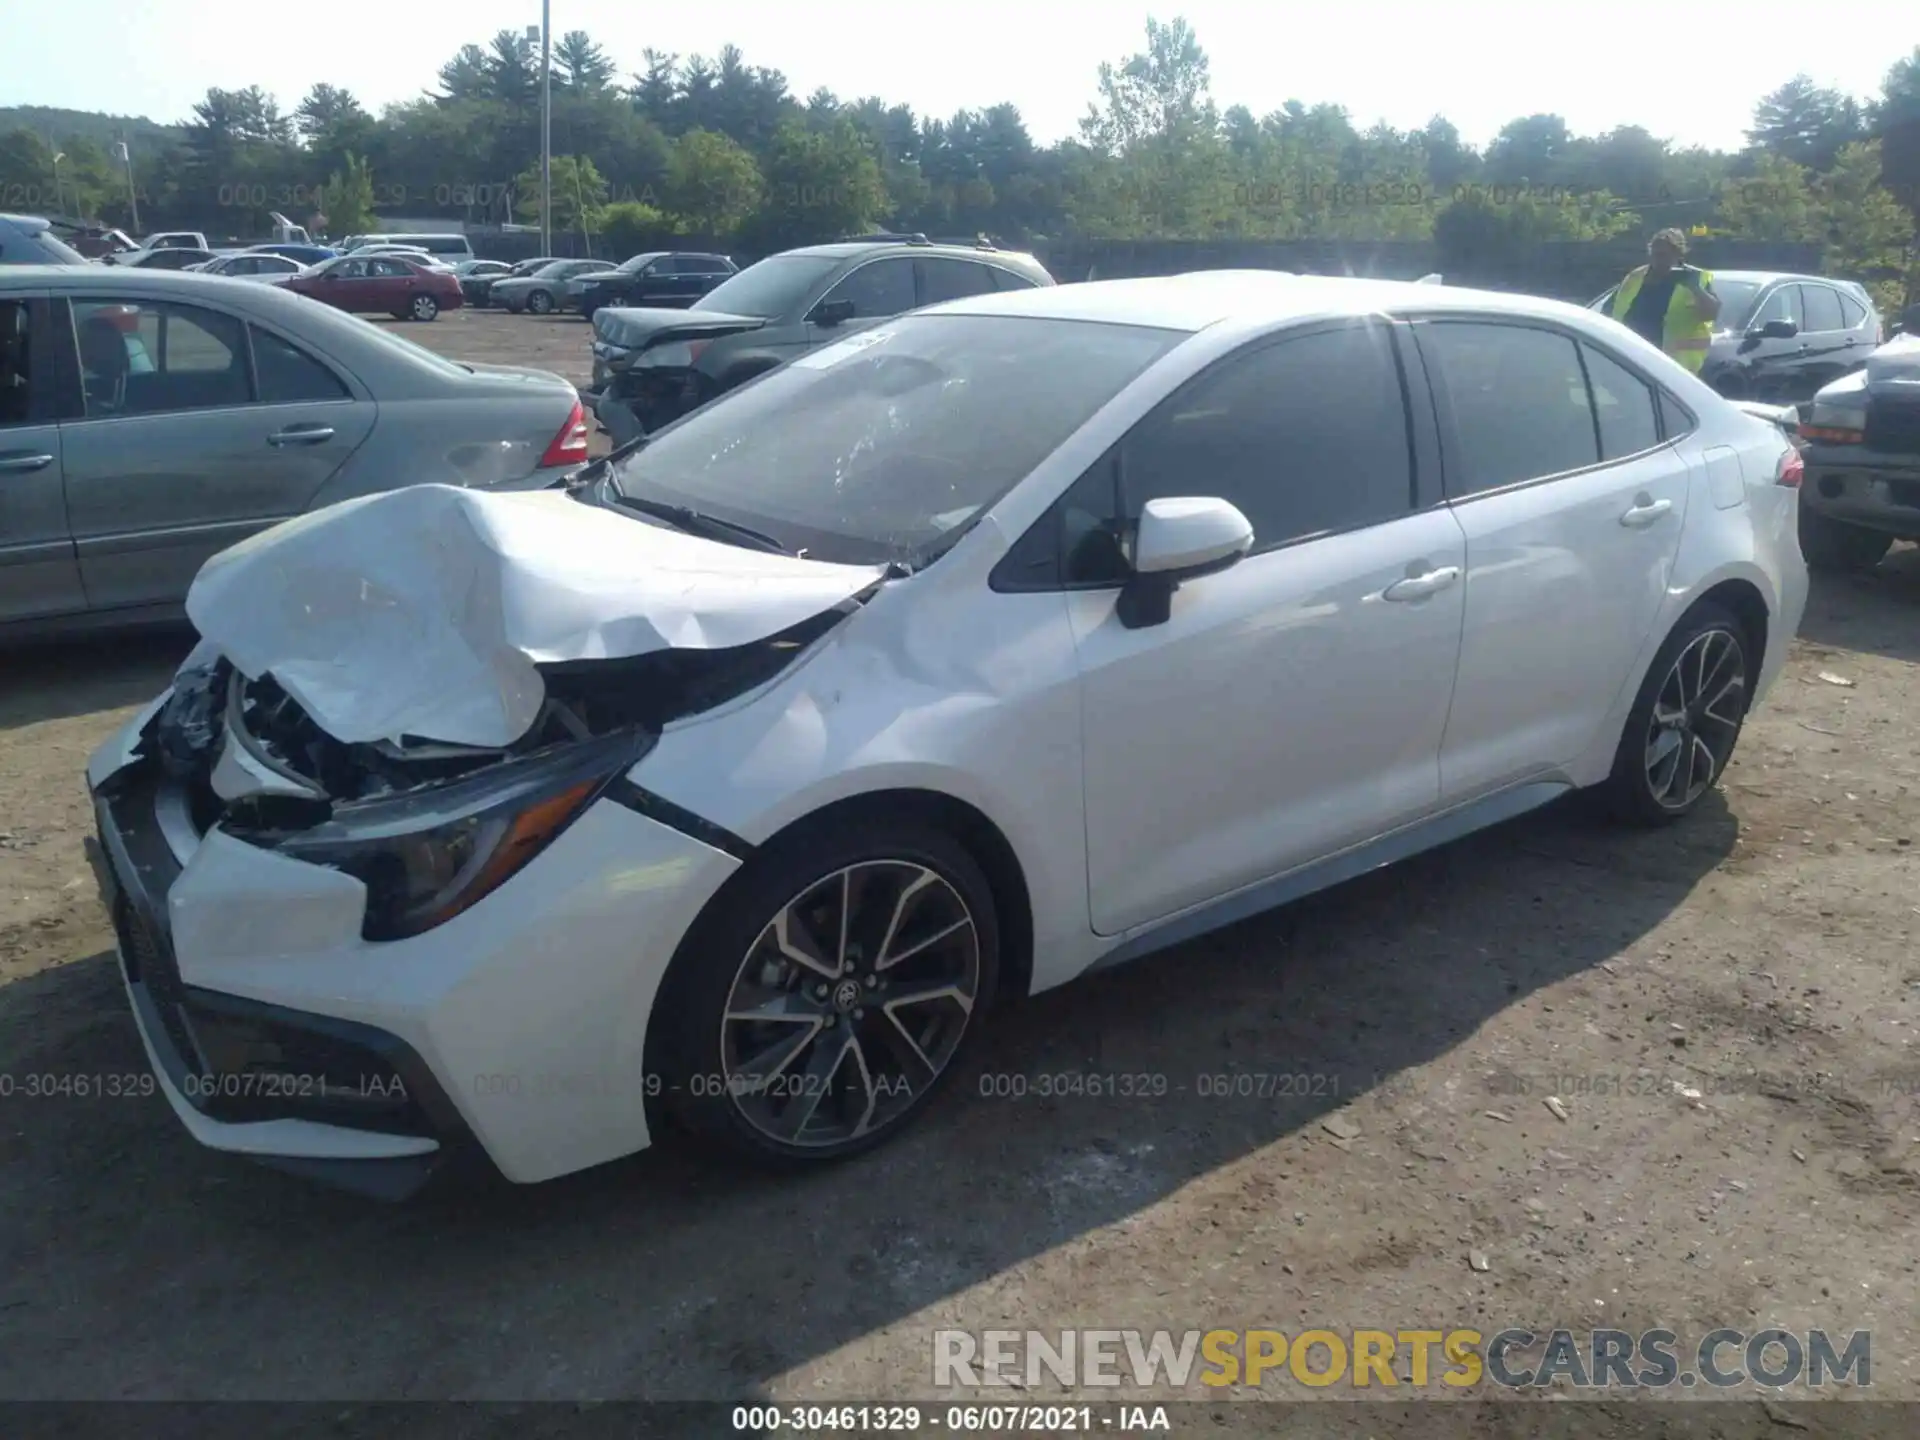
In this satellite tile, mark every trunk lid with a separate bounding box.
[184,483,886,750]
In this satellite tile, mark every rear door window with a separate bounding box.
[251,326,351,403]
[1580,342,1660,459]
[918,258,999,304]
[1798,284,1845,334]
[1418,321,1600,496]
[72,299,251,418]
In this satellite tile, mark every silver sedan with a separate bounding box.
[0,265,591,639]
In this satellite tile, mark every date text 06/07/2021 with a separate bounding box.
[730,1404,1172,1433]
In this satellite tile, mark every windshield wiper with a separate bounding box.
[611,493,790,554]
[564,432,649,491]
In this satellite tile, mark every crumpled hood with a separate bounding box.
[185,484,886,749]
[592,306,765,352]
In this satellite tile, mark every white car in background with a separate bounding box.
[86,272,1807,1198]
[191,252,307,284]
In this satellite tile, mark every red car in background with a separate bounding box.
[283,253,464,321]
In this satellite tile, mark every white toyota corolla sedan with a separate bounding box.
[85,271,1808,1197]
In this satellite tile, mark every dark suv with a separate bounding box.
[1590,270,1881,402]
[574,252,737,318]
[586,235,1054,443]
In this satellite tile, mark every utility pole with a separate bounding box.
[541,0,552,257]
[114,140,141,235]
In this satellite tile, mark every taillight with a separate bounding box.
[1797,424,1862,445]
[539,399,590,467]
[1775,446,1803,488]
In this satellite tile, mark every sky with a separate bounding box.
[7,0,1917,151]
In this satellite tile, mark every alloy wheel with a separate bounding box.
[529,290,552,314]
[719,860,980,1149]
[410,294,438,320]
[1643,627,1746,811]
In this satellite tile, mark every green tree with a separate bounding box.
[600,199,672,255]
[662,128,762,235]
[1716,150,1823,241]
[514,153,609,237]
[1079,16,1215,154]
[320,153,377,238]
[743,117,888,249]
[1749,76,1868,171]
[555,31,617,92]
[1816,140,1917,314]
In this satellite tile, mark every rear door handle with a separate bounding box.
[268,425,336,446]
[1620,495,1673,528]
[0,452,55,473]
[1383,565,1460,602]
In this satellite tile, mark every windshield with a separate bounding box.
[694,254,840,318]
[610,313,1184,566]
[616,253,664,274]
[1708,279,1764,330]
[529,261,576,279]
[344,314,473,377]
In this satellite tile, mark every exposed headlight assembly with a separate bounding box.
[238,730,650,941]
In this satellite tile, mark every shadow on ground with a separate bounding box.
[0,783,1734,1404]
[0,626,194,732]
[1796,544,1920,665]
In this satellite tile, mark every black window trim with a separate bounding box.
[989,315,1426,594]
[0,294,62,428]
[1407,314,1690,508]
[57,293,360,421]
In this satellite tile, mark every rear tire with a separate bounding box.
[648,816,999,1167]
[1600,601,1750,827]
[1798,505,1891,573]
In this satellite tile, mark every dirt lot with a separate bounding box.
[2,310,1918,1427]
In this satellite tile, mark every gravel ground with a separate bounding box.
[1,310,1917,1427]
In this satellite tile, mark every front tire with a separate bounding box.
[528,288,554,315]
[1600,602,1750,826]
[649,817,1000,1166]
[1798,505,1891,573]
[409,293,440,321]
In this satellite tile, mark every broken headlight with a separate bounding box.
[250,731,647,942]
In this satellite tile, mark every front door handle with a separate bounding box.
[1620,494,1673,528]
[268,425,336,446]
[1383,565,1460,602]
[0,452,55,473]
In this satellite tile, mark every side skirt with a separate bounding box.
[1085,780,1572,975]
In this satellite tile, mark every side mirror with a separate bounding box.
[1116,496,1254,630]
[810,298,857,327]
[1757,319,1798,341]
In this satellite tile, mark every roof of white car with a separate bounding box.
[938,270,1600,333]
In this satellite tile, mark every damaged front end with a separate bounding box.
[141,598,856,942]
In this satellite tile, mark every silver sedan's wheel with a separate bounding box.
[719,860,981,1149]
[528,289,553,315]
[1643,627,1745,811]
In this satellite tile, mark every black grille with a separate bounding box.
[1864,400,1920,456]
[112,892,203,1075]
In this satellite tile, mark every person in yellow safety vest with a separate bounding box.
[1610,227,1720,373]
